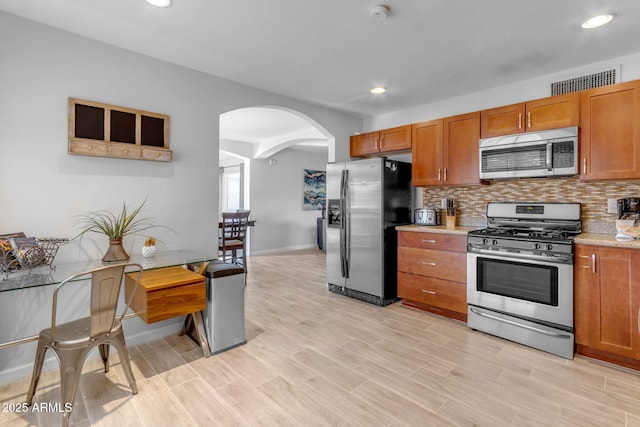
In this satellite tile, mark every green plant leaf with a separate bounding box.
[72,198,170,241]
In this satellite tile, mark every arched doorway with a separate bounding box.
[219,106,335,256]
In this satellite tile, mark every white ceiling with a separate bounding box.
[220,107,329,161]
[3,0,640,157]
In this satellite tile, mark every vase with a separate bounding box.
[141,245,157,258]
[102,238,130,263]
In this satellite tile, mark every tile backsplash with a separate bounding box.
[422,178,640,234]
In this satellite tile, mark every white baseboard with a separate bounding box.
[250,244,317,256]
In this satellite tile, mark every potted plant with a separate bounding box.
[142,236,158,257]
[73,199,163,263]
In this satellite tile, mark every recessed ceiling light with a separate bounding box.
[144,0,172,7]
[580,14,614,29]
[370,86,386,94]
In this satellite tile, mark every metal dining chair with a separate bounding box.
[26,263,143,427]
[218,211,250,272]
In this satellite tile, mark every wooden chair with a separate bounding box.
[26,263,143,427]
[219,211,250,272]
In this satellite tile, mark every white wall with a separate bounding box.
[0,11,360,385]
[250,148,327,254]
[0,11,359,260]
[365,53,640,131]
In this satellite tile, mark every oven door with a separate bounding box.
[467,251,573,328]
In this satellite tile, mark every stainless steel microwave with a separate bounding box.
[479,126,578,179]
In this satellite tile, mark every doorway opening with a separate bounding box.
[219,106,334,256]
[219,151,250,212]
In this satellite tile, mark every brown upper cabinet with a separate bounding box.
[350,125,411,158]
[69,98,172,162]
[350,131,379,157]
[580,80,640,180]
[380,125,412,152]
[480,92,580,138]
[412,112,481,186]
[411,119,442,186]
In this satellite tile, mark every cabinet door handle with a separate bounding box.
[438,168,441,181]
[638,308,640,334]
[421,239,437,243]
[421,289,437,295]
[422,261,437,266]
[578,255,590,269]
[444,168,448,181]
[592,254,596,274]
[518,113,522,130]
[582,158,587,174]
[527,111,531,128]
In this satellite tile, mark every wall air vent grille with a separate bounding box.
[551,69,618,95]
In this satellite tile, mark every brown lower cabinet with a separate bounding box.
[575,244,640,369]
[397,231,467,321]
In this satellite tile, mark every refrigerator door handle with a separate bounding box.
[340,169,349,278]
[344,169,350,278]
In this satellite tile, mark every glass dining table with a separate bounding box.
[0,250,216,349]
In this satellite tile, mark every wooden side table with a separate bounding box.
[125,266,210,357]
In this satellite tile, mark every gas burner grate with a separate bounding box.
[470,228,577,242]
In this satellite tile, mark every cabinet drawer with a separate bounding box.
[142,147,172,162]
[145,281,206,323]
[398,231,466,252]
[398,272,466,313]
[125,266,206,324]
[69,140,109,157]
[397,246,466,282]
[109,144,142,159]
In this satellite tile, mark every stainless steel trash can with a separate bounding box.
[203,260,246,354]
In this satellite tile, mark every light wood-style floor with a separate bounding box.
[3,248,640,426]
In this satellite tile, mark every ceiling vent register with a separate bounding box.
[551,69,618,96]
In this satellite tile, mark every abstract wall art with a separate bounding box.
[303,169,326,210]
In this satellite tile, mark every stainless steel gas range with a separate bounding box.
[466,202,581,359]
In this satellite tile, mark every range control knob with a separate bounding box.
[533,243,540,250]
[546,244,553,251]
[492,239,499,246]
[482,238,488,245]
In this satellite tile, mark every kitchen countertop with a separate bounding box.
[395,224,481,235]
[397,224,640,249]
[575,233,640,249]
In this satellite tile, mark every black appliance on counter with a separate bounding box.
[618,198,640,220]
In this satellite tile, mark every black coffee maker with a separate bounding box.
[617,198,640,220]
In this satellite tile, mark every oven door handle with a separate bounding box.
[469,307,572,339]
[469,248,571,264]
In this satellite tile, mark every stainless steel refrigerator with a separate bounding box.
[326,157,412,306]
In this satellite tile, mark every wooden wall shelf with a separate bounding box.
[68,98,172,162]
